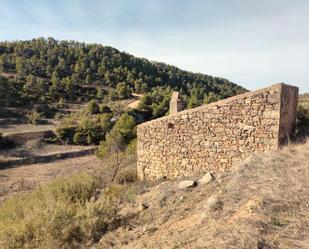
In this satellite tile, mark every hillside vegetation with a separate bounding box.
[0,38,246,150]
[299,94,309,109]
[0,38,245,109]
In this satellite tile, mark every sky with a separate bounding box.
[0,0,308,92]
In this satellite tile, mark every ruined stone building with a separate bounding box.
[137,83,298,180]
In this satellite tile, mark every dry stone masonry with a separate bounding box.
[137,83,298,180]
[169,92,184,116]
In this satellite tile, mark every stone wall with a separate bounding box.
[137,83,298,180]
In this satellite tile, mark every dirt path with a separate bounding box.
[128,93,143,109]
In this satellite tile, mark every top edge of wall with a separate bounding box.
[138,83,298,128]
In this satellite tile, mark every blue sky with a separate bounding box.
[0,0,308,92]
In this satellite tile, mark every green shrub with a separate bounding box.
[26,110,43,125]
[0,172,130,248]
[72,131,86,145]
[294,105,309,140]
[56,125,77,143]
[87,99,100,114]
[57,97,66,108]
[125,138,137,155]
[33,104,57,118]
[56,113,113,145]
[97,130,125,158]
[108,90,118,101]
[116,82,130,99]
[99,104,112,114]
[112,113,136,143]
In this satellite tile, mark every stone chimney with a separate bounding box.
[169,91,183,115]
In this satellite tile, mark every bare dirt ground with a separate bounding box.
[0,123,55,135]
[0,144,94,159]
[0,155,101,203]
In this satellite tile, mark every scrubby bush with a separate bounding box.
[97,138,137,186]
[56,113,113,145]
[33,104,57,119]
[99,104,112,114]
[97,130,125,158]
[0,172,133,248]
[125,138,137,155]
[56,125,77,143]
[87,99,100,114]
[294,105,309,140]
[107,90,117,101]
[26,110,43,125]
[56,97,66,108]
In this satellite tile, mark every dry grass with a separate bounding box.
[96,141,309,249]
[1,140,308,248]
[0,156,101,203]
[204,140,309,249]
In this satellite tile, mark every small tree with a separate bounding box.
[97,113,136,183]
[96,87,103,99]
[57,97,65,108]
[87,99,100,114]
[112,113,136,142]
[116,82,129,99]
[86,74,92,84]
[138,94,151,110]
[26,110,43,125]
[108,90,118,101]
[97,130,126,183]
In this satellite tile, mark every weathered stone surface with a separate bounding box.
[205,195,222,211]
[170,91,184,116]
[198,172,214,185]
[178,180,197,189]
[137,83,298,180]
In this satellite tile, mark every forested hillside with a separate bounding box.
[0,38,245,108]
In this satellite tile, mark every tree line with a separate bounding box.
[0,37,246,107]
